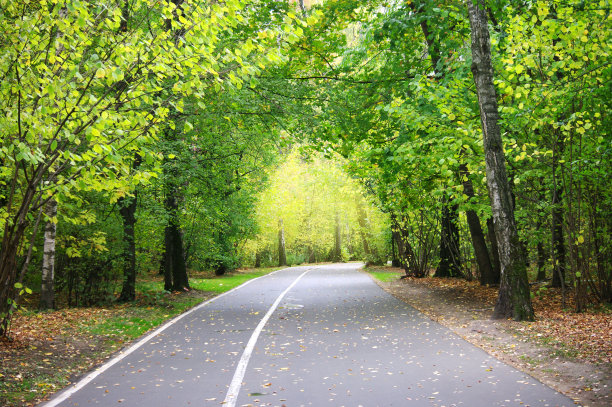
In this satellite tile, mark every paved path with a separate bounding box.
[42,264,576,406]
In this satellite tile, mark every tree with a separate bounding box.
[467,0,533,320]
[0,0,311,333]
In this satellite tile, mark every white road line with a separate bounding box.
[223,268,311,407]
[41,266,294,407]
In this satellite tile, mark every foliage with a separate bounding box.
[274,0,610,313]
[242,149,390,266]
[0,0,315,331]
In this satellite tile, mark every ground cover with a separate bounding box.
[0,267,280,407]
[367,266,612,407]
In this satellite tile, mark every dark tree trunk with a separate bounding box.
[468,1,534,320]
[391,215,424,277]
[551,186,566,288]
[255,251,262,268]
[486,218,501,284]
[117,193,138,302]
[278,219,287,266]
[466,207,496,285]
[391,235,400,267]
[391,215,407,273]
[0,183,39,336]
[460,164,495,285]
[163,192,189,292]
[435,199,461,278]
[308,246,316,263]
[536,219,547,281]
[39,199,57,310]
[393,229,407,272]
[391,224,401,267]
[536,242,547,281]
[118,155,141,302]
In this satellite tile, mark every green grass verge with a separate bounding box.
[367,271,403,282]
[82,298,202,340]
[85,267,281,341]
[189,269,277,292]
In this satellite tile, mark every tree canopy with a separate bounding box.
[0,0,610,333]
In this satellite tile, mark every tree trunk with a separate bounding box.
[468,1,534,320]
[255,250,262,268]
[551,186,566,287]
[486,218,501,284]
[460,164,495,285]
[392,228,406,272]
[163,191,189,292]
[117,193,138,302]
[333,211,342,262]
[308,246,316,263]
[391,227,401,267]
[118,154,141,302]
[435,198,461,277]
[0,183,39,336]
[536,218,547,281]
[278,219,287,266]
[39,199,57,310]
[536,241,547,281]
[467,207,495,284]
[391,214,423,277]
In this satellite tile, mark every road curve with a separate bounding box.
[41,263,575,407]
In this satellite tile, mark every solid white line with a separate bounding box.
[223,268,311,407]
[42,267,293,407]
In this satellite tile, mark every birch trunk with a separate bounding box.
[39,199,57,310]
[468,1,534,320]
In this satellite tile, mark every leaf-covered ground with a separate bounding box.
[368,266,612,407]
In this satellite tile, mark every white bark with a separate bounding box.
[40,199,57,310]
[468,0,534,320]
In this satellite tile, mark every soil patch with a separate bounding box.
[368,267,611,407]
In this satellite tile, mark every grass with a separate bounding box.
[84,267,281,341]
[519,355,541,366]
[367,271,403,282]
[82,301,199,340]
[190,269,278,292]
[2,372,70,405]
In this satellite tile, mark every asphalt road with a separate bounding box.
[42,263,576,407]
